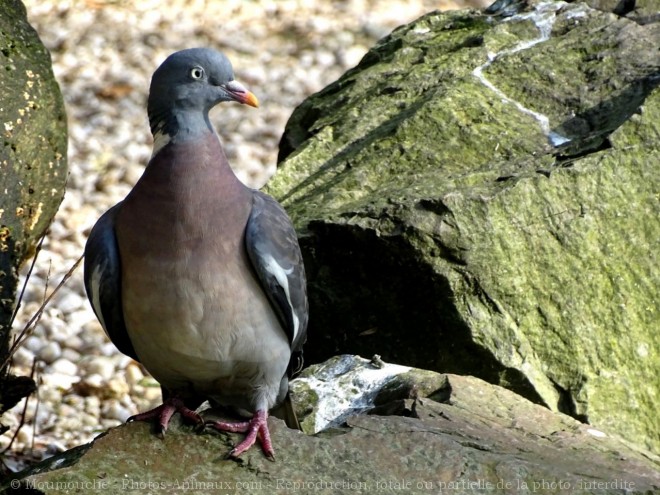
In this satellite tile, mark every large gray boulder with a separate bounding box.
[6,356,660,494]
[0,0,67,414]
[269,1,659,454]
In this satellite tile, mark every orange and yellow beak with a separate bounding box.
[224,80,259,108]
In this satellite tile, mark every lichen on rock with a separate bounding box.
[269,1,660,454]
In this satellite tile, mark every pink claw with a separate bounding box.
[128,397,203,437]
[209,409,274,460]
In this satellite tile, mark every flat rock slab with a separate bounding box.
[6,369,659,494]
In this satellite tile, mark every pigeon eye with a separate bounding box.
[190,67,205,79]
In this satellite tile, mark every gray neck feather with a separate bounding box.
[149,102,213,143]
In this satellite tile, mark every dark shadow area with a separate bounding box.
[299,221,547,408]
[551,74,660,159]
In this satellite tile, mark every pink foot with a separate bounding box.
[208,410,274,460]
[128,397,202,438]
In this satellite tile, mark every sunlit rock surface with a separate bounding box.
[270,0,660,454]
[6,356,660,494]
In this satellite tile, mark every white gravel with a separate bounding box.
[3,0,487,468]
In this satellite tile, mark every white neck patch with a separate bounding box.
[151,130,171,157]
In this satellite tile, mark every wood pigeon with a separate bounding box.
[83,48,308,459]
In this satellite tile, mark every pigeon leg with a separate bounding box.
[128,396,202,438]
[208,409,274,460]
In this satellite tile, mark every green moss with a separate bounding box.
[267,4,660,454]
[0,0,67,358]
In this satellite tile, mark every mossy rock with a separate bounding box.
[268,2,660,453]
[0,0,67,332]
[0,0,67,409]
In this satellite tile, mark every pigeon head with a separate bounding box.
[147,48,258,145]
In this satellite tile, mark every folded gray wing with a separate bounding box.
[245,191,308,366]
[83,202,139,361]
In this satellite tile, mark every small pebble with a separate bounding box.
[58,404,78,418]
[38,341,62,364]
[84,396,101,415]
[40,387,63,404]
[100,419,122,429]
[61,348,81,362]
[47,358,78,376]
[64,335,85,352]
[115,354,134,369]
[11,346,36,367]
[103,400,132,422]
[81,373,105,390]
[106,377,130,398]
[125,364,144,385]
[41,372,79,390]
[99,342,119,357]
[22,335,44,353]
[84,356,116,380]
[54,290,84,314]
[81,413,99,427]
[68,309,96,331]
[17,427,34,446]
[143,386,163,403]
